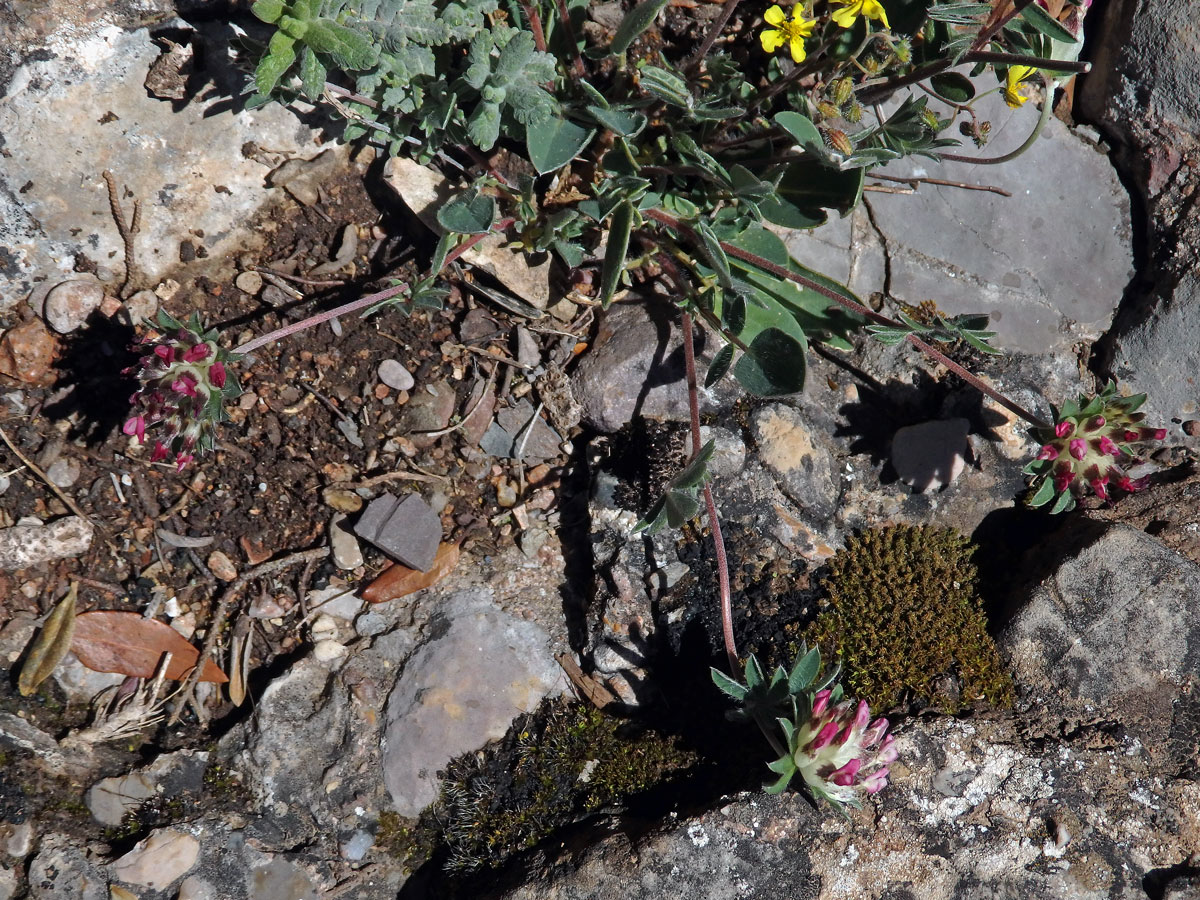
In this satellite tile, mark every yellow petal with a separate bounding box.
[789,36,808,63]
[1003,86,1028,108]
[830,3,858,28]
[761,28,786,53]
[863,0,889,27]
[764,5,786,26]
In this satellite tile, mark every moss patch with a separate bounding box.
[808,524,1013,711]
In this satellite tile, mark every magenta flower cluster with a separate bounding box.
[787,689,896,806]
[123,311,240,470]
[1025,382,1165,513]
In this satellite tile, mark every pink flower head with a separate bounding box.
[174,452,194,471]
[1098,435,1121,457]
[151,440,170,463]
[1036,444,1059,461]
[183,342,211,362]
[1084,415,1106,431]
[1055,420,1075,439]
[811,689,832,718]
[1069,438,1086,460]
[1090,476,1110,501]
[154,344,174,364]
[1118,474,1150,493]
[209,361,227,388]
[830,758,862,786]
[123,415,146,443]
[1053,468,1075,493]
[812,721,840,750]
[171,373,199,397]
[862,717,889,748]
[863,768,890,794]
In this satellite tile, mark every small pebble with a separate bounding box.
[1,821,33,858]
[496,480,518,508]
[323,487,364,513]
[44,457,80,489]
[313,639,349,662]
[330,513,365,570]
[378,359,415,392]
[123,289,158,324]
[341,829,374,861]
[311,613,339,640]
[207,550,238,581]
[235,271,264,295]
[44,278,104,334]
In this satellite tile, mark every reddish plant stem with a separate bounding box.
[681,312,738,674]
[236,219,516,355]
[554,0,587,80]
[517,0,549,52]
[645,208,1049,429]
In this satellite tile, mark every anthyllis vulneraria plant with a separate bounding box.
[123,311,242,470]
[712,644,895,812]
[1024,381,1167,513]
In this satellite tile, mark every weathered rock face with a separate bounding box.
[999,522,1200,775]
[494,712,1200,900]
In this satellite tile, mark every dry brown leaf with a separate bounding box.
[227,615,252,707]
[362,542,460,603]
[18,583,78,697]
[72,611,228,684]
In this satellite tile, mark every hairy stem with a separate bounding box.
[686,0,744,72]
[938,79,1057,166]
[517,0,549,53]
[236,219,515,355]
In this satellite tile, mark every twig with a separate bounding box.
[871,172,1013,197]
[686,0,743,72]
[553,0,587,80]
[863,184,916,195]
[251,266,346,288]
[0,424,96,526]
[169,546,330,724]
[102,170,141,300]
[327,468,449,490]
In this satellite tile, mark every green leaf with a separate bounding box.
[638,65,692,108]
[774,111,823,150]
[526,117,594,174]
[664,490,700,526]
[437,189,497,234]
[788,646,821,694]
[735,327,807,397]
[587,106,647,137]
[812,660,841,693]
[930,72,975,103]
[758,195,828,230]
[1019,3,1079,44]
[1048,488,1076,514]
[553,239,585,268]
[706,344,734,387]
[304,20,378,69]
[744,654,765,690]
[696,222,733,289]
[776,159,864,218]
[673,440,715,489]
[610,0,669,56]
[255,32,297,95]
[599,200,635,308]
[298,46,325,100]
[251,0,285,23]
[1028,477,1055,508]
[467,101,502,150]
[711,666,749,700]
[430,232,456,274]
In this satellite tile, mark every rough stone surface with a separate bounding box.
[498,714,1200,900]
[999,522,1200,773]
[752,402,842,521]
[0,22,327,306]
[247,858,317,900]
[399,381,457,448]
[110,828,200,890]
[572,303,707,432]
[354,492,441,571]
[27,834,108,900]
[87,773,156,827]
[0,320,59,385]
[791,90,1132,354]
[0,515,93,570]
[381,590,567,816]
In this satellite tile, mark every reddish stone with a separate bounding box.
[0,319,59,385]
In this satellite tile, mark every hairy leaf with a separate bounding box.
[610,0,668,55]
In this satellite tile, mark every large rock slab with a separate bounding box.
[0,21,325,306]
[497,715,1200,900]
[999,523,1200,773]
[381,590,567,816]
[789,91,1133,354]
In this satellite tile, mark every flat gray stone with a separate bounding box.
[480,399,561,463]
[789,90,1132,354]
[999,523,1200,771]
[27,835,107,900]
[381,590,566,816]
[752,403,841,521]
[353,493,441,571]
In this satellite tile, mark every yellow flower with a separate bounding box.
[1003,65,1037,108]
[761,5,817,64]
[830,0,889,29]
